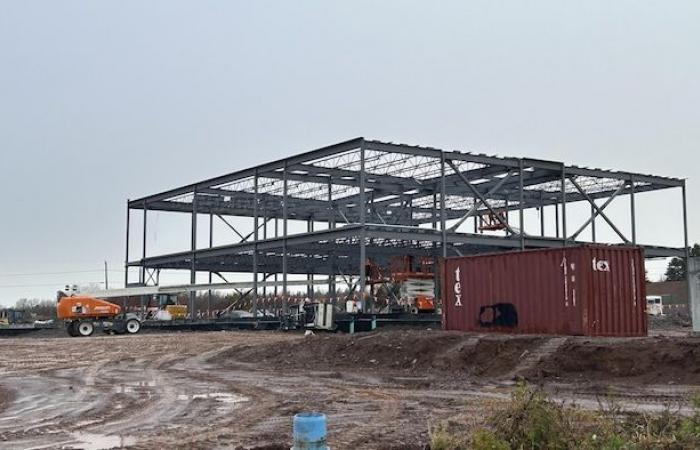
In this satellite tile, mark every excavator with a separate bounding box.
[56,291,141,337]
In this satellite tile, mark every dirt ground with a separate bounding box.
[1,330,699,449]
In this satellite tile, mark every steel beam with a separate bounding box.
[134,176,661,227]
[129,137,364,205]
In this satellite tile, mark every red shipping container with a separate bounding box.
[441,245,647,337]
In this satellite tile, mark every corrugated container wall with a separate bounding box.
[441,246,647,337]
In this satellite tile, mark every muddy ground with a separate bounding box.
[0,330,699,449]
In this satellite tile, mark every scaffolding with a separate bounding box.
[124,138,689,316]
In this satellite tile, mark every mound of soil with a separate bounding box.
[215,329,543,379]
[214,330,700,386]
[530,336,700,385]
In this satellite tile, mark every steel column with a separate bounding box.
[630,176,636,244]
[518,159,525,250]
[263,208,267,298]
[561,165,567,247]
[141,200,147,284]
[189,189,197,318]
[328,178,336,301]
[359,144,367,308]
[282,163,288,315]
[208,212,213,318]
[274,218,278,298]
[253,170,259,318]
[125,201,130,287]
[539,191,544,237]
[504,194,510,236]
[682,182,693,329]
[307,218,314,300]
[440,153,447,258]
[438,153,447,306]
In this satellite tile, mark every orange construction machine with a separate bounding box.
[56,292,141,337]
[367,256,437,314]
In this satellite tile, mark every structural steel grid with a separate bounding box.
[124,138,690,317]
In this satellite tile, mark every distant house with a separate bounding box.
[646,281,688,310]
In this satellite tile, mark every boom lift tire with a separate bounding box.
[125,318,141,334]
[76,321,94,337]
[67,320,79,337]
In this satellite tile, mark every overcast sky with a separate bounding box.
[1,1,698,306]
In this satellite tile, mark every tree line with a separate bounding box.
[664,243,700,281]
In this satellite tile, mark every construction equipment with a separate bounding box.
[287,301,336,331]
[144,294,188,320]
[367,256,437,314]
[0,308,27,326]
[479,211,509,231]
[56,292,141,337]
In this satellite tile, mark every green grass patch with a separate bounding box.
[429,384,700,450]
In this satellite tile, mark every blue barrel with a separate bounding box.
[292,412,329,450]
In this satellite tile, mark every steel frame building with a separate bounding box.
[124,138,689,316]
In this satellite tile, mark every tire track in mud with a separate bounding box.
[1,332,699,449]
[0,333,291,449]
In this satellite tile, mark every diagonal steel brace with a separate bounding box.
[447,170,514,232]
[568,177,629,243]
[446,160,518,235]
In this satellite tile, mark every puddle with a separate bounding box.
[68,432,136,450]
[176,392,249,412]
[177,392,249,404]
[112,380,157,394]
[126,380,157,387]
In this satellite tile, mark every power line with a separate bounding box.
[0,269,124,277]
[0,281,106,289]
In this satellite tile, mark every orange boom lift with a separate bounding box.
[56,292,141,337]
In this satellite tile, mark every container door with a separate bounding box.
[583,247,647,336]
[558,249,585,335]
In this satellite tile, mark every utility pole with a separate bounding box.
[104,261,109,290]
